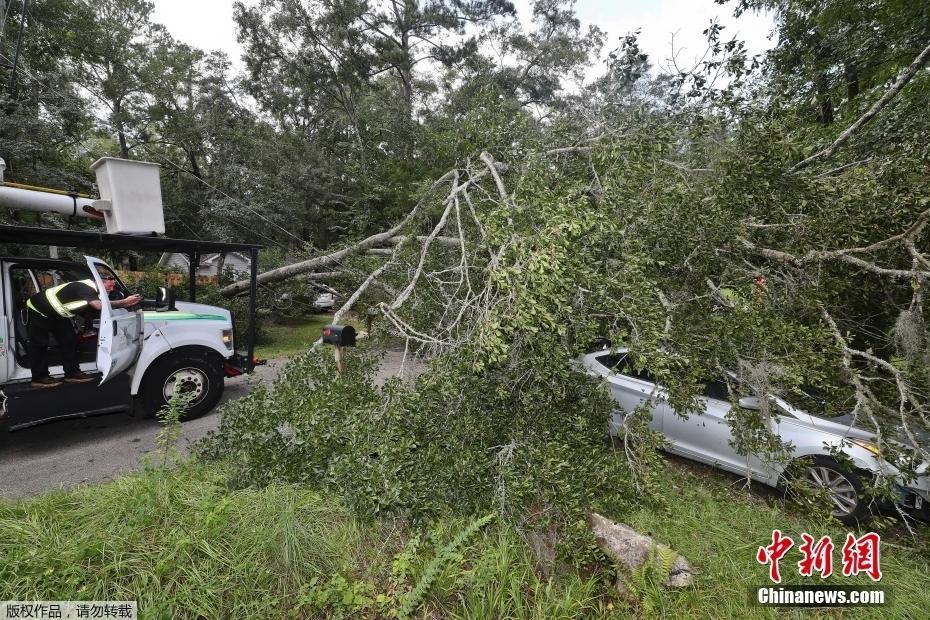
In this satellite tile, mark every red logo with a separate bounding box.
[797,533,834,578]
[758,531,882,582]
[757,529,794,583]
[841,532,882,581]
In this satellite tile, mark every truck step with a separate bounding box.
[2,374,132,431]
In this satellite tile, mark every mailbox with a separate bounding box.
[321,324,356,347]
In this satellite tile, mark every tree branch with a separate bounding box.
[790,40,930,173]
[220,170,458,296]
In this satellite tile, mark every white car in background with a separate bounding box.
[579,347,930,524]
[313,292,336,310]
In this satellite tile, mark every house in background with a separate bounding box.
[158,251,252,277]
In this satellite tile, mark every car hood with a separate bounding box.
[776,396,929,446]
[774,398,875,440]
[143,301,231,323]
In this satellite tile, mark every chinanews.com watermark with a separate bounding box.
[752,530,888,608]
[755,586,885,607]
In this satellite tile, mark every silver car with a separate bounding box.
[579,348,930,524]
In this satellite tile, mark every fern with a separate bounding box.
[397,513,495,619]
[628,543,679,615]
[656,545,678,578]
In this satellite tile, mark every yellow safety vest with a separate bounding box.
[26,279,98,318]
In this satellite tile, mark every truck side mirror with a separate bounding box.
[321,324,356,347]
[155,286,177,311]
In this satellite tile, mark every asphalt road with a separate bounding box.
[0,350,423,500]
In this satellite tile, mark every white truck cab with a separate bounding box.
[0,253,247,431]
[0,158,260,432]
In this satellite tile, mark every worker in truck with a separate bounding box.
[25,273,142,388]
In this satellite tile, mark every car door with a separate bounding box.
[662,381,771,479]
[85,256,142,384]
[595,353,667,435]
[0,260,8,384]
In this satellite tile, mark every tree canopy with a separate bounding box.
[3,0,930,534]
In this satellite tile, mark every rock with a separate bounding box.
[588,512,694,588]
[525,527,558,578]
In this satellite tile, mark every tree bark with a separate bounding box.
[844,63,859,101]
[816,74,833,125]
[113,97,129,159]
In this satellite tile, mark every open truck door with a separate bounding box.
[85,256,142,384]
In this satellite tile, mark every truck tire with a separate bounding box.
[140,350,224,421]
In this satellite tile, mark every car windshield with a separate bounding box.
[595,353,657,383]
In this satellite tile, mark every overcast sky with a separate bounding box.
[151,0,776,77]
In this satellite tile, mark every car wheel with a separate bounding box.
[141,350,224,421]
[795,456,872,525]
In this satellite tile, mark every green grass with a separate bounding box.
[0,463,605,619]
[253,315,334,359]
[1,459,926,619]
[621,458,930,619]
[0,463,371,619]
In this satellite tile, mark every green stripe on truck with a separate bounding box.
[142,312,227,321]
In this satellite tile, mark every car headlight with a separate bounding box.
[222,328,234,350]
[849,438,880,456]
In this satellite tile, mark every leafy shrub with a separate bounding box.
[200,340,666,562]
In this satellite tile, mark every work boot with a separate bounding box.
[64,371,96,384]
[31,376,63,388]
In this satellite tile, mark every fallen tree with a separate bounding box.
[207,31,930,549]
[208,110,930,553]
[219,171,493,297]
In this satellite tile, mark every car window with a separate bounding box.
[595,354,656,383]
[13,265,91,293]
[9,268,39,301]
[701,379,729,401]
[92,264,130,299]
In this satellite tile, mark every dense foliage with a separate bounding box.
[3,0,930,541]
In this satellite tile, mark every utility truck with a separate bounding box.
[0,157,260,432]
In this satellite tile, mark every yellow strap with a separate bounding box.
[26,298,46,317]
[44,279,97,318]
[0,181,92,198]
[44,286,73,317]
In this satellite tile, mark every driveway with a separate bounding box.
[0,349,424,500]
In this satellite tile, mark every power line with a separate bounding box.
[134,141,313,248]
[0,51,107,166]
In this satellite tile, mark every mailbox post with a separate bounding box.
[321,324,356,375]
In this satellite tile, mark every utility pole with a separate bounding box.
[8,0,29,98]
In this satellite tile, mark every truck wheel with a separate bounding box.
[141,351,224,421]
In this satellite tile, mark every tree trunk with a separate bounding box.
[816,74,833,125]
[113,98,129,158]
[215,252,226,280]
[220,168,469,297]
[188,150,202,179]
[845,64,859,101]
